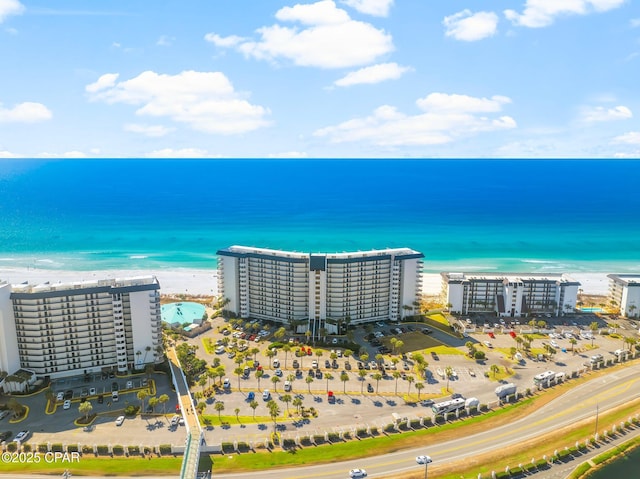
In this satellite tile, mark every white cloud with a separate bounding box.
[613,131,640,144]
[0,101,52,122]
[341,0,394,17]
[124,123,174,137]
[443,10,499,41]
[146,148,214,158]
[85,73,119,93]
[0,0,24,23]
[314,92,516,146]
[334,62,411,87]
[631,18,640,27]
[580,105,632,122]
[505,0,626,28]
[267,151,309,158]
[156,35,174,46]
[206,0,393,69]
[86,70,271,134]
[204,33,246,47]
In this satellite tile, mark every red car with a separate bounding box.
[307,348,312,356]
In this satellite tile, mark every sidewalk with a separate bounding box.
[510,424,640,479]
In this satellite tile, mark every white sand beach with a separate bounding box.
[1,268,610,297]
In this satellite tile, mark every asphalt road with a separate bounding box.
[211,363,640,479]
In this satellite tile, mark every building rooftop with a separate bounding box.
[219,245,422,259]
[441,272,580,285]
[607,274,640,286]
[10,275,159,294]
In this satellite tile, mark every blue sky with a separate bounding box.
[1,0,639,158]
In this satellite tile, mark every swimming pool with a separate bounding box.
[161,302,205,325]
[580,307,603,313]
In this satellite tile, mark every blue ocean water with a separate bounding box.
[1,159,639,274]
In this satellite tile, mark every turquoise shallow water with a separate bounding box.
[1,159,639,274]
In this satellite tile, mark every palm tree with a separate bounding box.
[340,371,349,393]
[250,347,260,363]
[490,364,500,378]
[360,352,369,364]
[292,396,302,415]
[445,366,453,391]
[79,401,93,422]
[281,394,292,415]
[143,345,152,363]
[393,371,401,395]
[234,407,240,423]
[264,349,276,367]
[390,337,398,354]
[415,382,424,399]
[158,394,169,417]
[198,376,207,393]
[267,399,280,428]
[274,326,287,341]
[148,396,159,412]
[406,375,414,395]
[324,372,333,392]
[234,367,243,390]
[394,340,404,354]
[214,401,225,420]
[305,375,314,393]
[256,369,264,389]
[271,375,280,392]
[249,399,258,418]
[137,390,149,414]
[282,344,291,368]
[358,370,367,393]
[570,338,578,353]
[372,372,382,393]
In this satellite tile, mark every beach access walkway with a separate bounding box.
[167,346,204,479]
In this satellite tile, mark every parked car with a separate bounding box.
[115,415,125,426]
[367,383,374,393]
[272,359,280,368]
[292,360,299,369]
[56,392,64,401]
[63,399,71,410]
[274,369,283,377]
[416,455,433,465]
[284,381,291,392]
[13,430,30,443]
[223,378,231,389]
[262,390,271,400]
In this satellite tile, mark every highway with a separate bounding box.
[212,364,640,479]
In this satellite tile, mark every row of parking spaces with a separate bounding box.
[53,377,149,402]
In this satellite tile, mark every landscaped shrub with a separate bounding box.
[282,438,296,448]
[370,426,378,435]
[112,445,124,455]
[66,444,78,453]
[327,432,340,442]
[300,437,312,446]
[82,445,93,454]
[159,444,172,455]
[38,444,48,453]
[51,443,63,453]
[22,444,32,452]
[236,442,250,453]
[97,445,109,455]
[384,423,396,433]
[124,405,140,416]
[313,435,325,444]
[423,417,433,426]
[409,419,421,428]
[128,445,140,455]
[221,442,234,454]
[6,442,17,452]
[356,428,368,438]
[468,406,478,414]
[445,412,457,421]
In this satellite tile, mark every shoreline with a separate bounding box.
[0,267,611,297]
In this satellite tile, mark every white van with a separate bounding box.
[112,391,119,402]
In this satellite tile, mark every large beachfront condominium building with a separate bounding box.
[441,272,580,318]
[217,246,424,335]
[607,274,640,318]
[0,276,162,380]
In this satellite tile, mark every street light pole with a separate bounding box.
[424,461,428,479]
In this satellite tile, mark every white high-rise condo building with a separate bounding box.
[441,272,580,318]
[607,274,640,318]
[0,276,162,381]
[217,246,424,335]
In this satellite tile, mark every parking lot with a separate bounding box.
[184,314,638,446]
[0,372,183,448]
